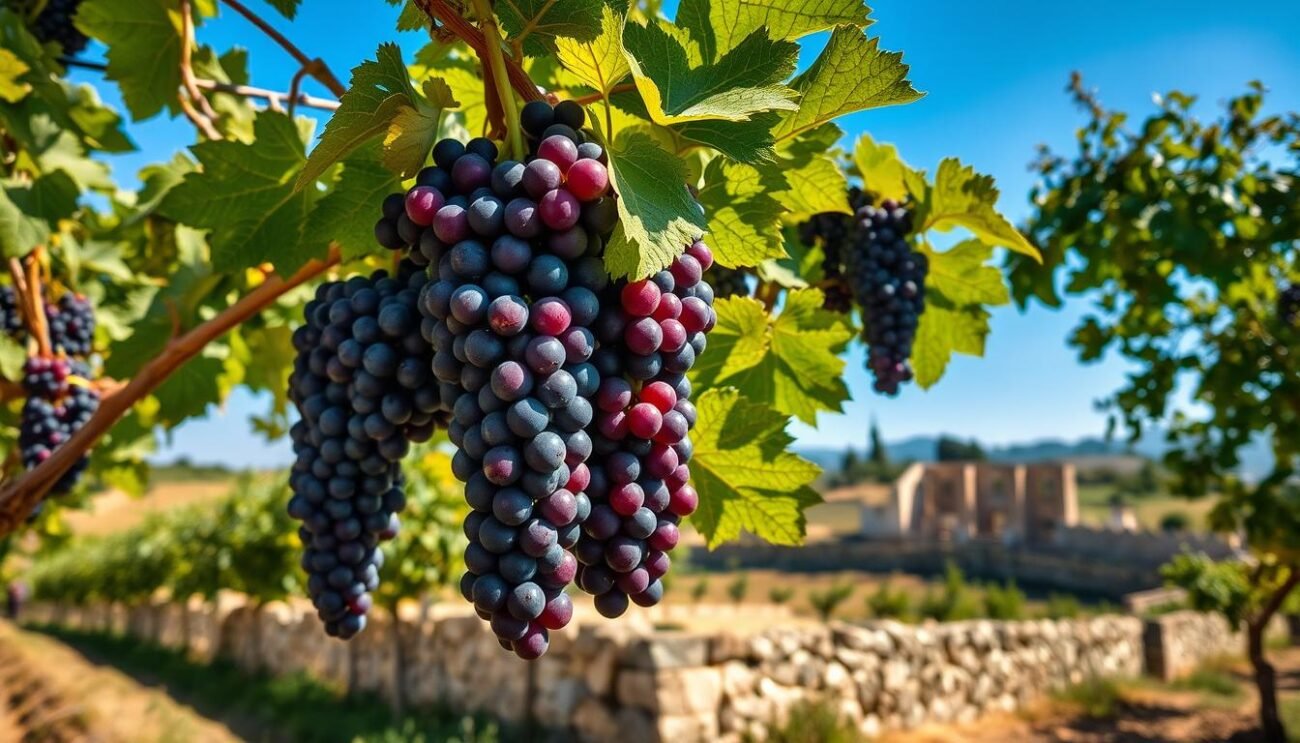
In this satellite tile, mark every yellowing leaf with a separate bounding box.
[381,78,458,177]
[677,0,871,61]
[921,239,1010,307]
[775,154,851,220]
[690,388,823,548]
[924,158,1040,261]
[0,48,31,102]
[555,5,629,96]
[697,159,785,268]
[852,132,925,202]
[774,26,922,143]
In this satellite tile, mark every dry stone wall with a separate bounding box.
[20,598,1258,742]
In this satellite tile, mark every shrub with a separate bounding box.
[1044,593,1082,619]
[1159,512,1191,533]
[866,581,912,620]
[751,699,859,743]
[726,574,749,605]
[690,579,709,604]
[768,586,795,605]
[808,583,854,622]
[983,581,1027,620]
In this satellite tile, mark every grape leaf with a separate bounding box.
[65,82,135,153]
[923,158,1040,261]
[163,112,326,272]
[296,43,418,189]
[0,334,24,380]
[623,21,798,124]
[672,114,779,164]
[852,132,925,202]
[921,239,1009,307]
[0,187,47,259]
[603,132,708,280]
[75,0,184,121]
[263,0,300,19]
[314,144,402,260]
[497,0,603,57]
[775,154,851,220]
[395,1,428,31]
[440,65,490,139]
[774,26,922,143]
[382,78,458,177]
[554,5,629,97]
[0,171,79,258]
[912,299,990,389]
[697,159,785,268]
[152,351,234,427]
[677,0,871,62]
[690,290,852,424]
[690,388,823,548]
[0,48,30,102]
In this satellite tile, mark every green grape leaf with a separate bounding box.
[623,20,798,124]
[775,154,851,220]
[440,65,489,138]
[912,300,990,389]
[382,78,457,177]
[852,132,925,202]
[241,324,296,417]
[163,112,326,272]
[603,132,708,280]
[0,334,25,381]
[672,114,779,164]
[697,159,785,268]
[924,158,1040,260]
[75,0,184,121]
[152,351,229,427]
[0,171,79,258]
[498,0,603,57]
[690,388,823,548]
[554,5,629,96]
[677,0,871,61]
[690,290,852,424]
[263,0,300,19]
[315,143,402,260]
[65,83,135,153]
[0,48,31,102]
[297,43,418,189]
[774,26,922,143]
[921,239,1010,307]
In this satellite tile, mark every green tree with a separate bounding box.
[868,419,889,467]
[936,436,985,462]
[1012,74,1300,741]
[726,574,749,605]
[866,580,912,620]
[808,582,854,621]
[768,586,795,606]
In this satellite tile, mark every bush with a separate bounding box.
[1054,678,1124,719]
[808,583,853,622]
[726,574,749,605]
[983,581,1027,620]
[768,586,795,605]
[1159,512,1191,533]
[920,562,981,621]
[1044,593,1082,619]
[866,581,912,620]
[751,700,859,743]
[690,579,709,603]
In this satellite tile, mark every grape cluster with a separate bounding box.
[46,293,95,356]
[703,266,749,299]
[17,357,99,507]
[845,199,926,395]
[286,267,443,639]
[798,187,870,313]
[0,0,90,55]
[405,101,616,659]
[0,286,23,336]
[1280,284,1300,326]
[575,242,716,617]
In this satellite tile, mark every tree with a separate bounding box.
[808,582,854,621]
[868,419,889,467]
[1011,74,1300,741]
[840,448,861,481]
[936,436,985,462]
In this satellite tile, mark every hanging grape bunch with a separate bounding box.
[1,0,90,55]
[1279,283,1300,327]
[576,239,716,618]
[703,265,749,299]
[847,199,927,395]
[286,265,444,639]
[799,187,871,313]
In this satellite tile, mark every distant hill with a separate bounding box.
[798,430,1274,481]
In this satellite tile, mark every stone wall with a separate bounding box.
[1140,610,1289,682]
[25,596,1241,742]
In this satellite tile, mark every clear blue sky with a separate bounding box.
[69,1,1300,466]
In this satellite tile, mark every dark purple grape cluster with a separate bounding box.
[703,266,749,299]
[286,267,444,639]
[18,357,99,499]
[0,285,23,336]
[407,101,617,660]
[1279,283,1300,326]
[798,187,870,313]
[846,199,926,395]
[46,293,94,356]
[3,0,91,55]
[575,241,716,617]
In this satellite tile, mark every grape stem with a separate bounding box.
[414,0,543,102]
[8,252,51,358]
[59,58,342,112]
[756,280,780,312]
[571,84,636,106]
[178,0,223,140]
[218,0,346,98]
[0,246,344,536]
[471,0,523,159]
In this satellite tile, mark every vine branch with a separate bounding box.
[0,246,343,535]
[572,83,635,106]
[413,0,543,102]
[59,59,340,111]
[178,0,223,140]
[218,0,346,98]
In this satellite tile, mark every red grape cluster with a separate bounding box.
[576,241,716,617]
[286,266,443,639]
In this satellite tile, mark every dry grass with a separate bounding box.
[1074,484,1219,531]
[63,479,243,537]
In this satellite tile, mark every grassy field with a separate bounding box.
[1074,483,1219,531]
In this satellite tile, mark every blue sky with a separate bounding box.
[69,1,1300,466]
